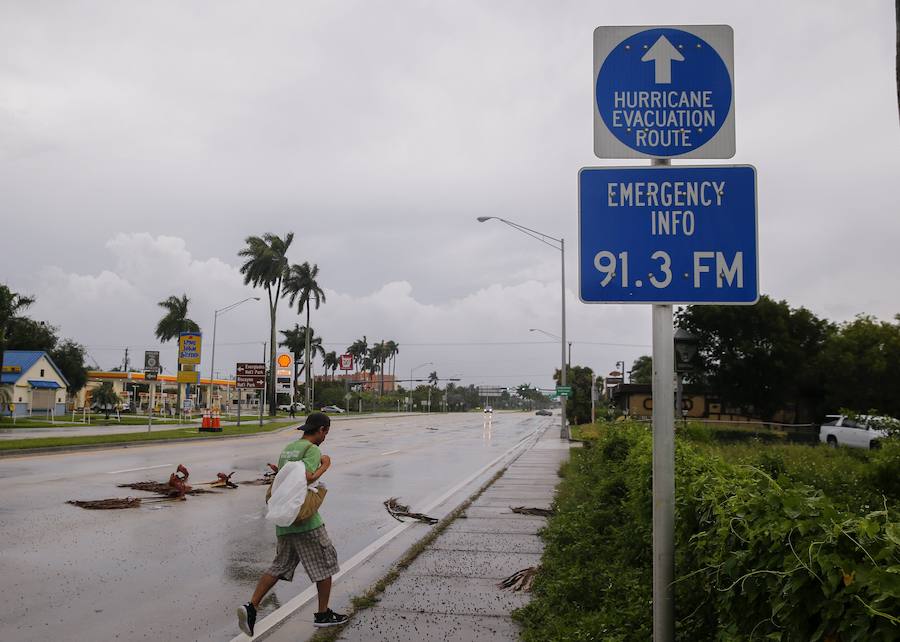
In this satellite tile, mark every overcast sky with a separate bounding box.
[1,1,898,391]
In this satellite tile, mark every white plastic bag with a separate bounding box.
[265,462,311,527]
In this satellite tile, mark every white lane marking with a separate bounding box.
[236,426,541,642]
[105,463,173,475]
[380,449,400,456]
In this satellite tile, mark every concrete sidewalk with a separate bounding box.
[333,426,570,642]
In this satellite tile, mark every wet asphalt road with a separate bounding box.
[0,412,545,641]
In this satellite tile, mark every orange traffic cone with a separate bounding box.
[201,410,211,429]
[211,411,220,430]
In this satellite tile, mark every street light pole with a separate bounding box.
[409,361,433,411]
[208,297,259,412]
[529,328,573,370]
[480,216,567,438]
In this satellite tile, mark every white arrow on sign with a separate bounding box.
[641,35,684,84]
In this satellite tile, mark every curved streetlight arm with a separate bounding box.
[529,328,562,341]
[208,296,261,408]
[477,216,561,250]
[216,296,261,315]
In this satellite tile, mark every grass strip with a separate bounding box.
[0,420,297,452]
[309,465,514,642]
[0,417,182,428]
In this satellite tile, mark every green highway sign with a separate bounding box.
[556,386,572,396]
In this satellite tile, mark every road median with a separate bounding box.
[0,420,300,457]
[0,412,431,457]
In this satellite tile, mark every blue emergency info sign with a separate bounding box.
[593,25,734,159]
[578,166,757,304]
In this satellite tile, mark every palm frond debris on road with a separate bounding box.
[383,497,438,524]
[509,506,555,517]
[498,567,539,592]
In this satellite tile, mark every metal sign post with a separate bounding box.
[587,24,752,642]
[144,351,160,433]
[148,382,155,432]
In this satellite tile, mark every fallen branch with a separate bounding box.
[67,495,185,509]
[200,472,238,489]
[383,497,438,524]
[117,481,214,496]
[498,567,539,592]
[509,506,555,517]
[243,464,278,486]
[67,497,142,509]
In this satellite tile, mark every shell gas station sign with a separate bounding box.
[276,353,292,394]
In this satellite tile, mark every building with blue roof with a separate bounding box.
[1,351,69,417]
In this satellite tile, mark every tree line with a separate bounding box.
[0,285,89,405]
[626,295,900,422]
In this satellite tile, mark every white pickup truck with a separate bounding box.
[819,415,893,449]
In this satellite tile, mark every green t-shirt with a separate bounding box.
[275,438,324,536]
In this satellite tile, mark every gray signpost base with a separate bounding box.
[650,158,675,642]
[652,303,675,641]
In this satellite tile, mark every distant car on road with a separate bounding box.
[277,403,306,413]
[535,409,552,416]
[819,414,896,449]
[320,405,345,414]
[483,406,493,414]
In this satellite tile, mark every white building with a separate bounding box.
[1,351,69,417]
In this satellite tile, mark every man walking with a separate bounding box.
[237,412,348,636]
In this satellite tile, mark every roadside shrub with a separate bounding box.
[516,422,900,641]
[867,437,900,500]
[680,420,715,443]
[696,440,897,513]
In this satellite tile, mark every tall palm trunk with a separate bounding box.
[269,294,277,416]
[305,306,311,410]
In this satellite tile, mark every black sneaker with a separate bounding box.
[237,602,257,636]
[313,608,349,627]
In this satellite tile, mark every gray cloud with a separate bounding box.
[2,1,898,390]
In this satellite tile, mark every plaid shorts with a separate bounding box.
[266,525,340,583]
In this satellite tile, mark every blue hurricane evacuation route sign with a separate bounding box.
[579,166,757,304]
[593,26,734,158]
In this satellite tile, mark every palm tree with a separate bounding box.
[238,232,293,416]
[347,336,368,374]
[427,371,440,413]
[371,341,390,395]
[155,295,200,341]
[284,262,325,411]
[384,340,399,379]
[92,381,121,420]
[155,294,200,410]
[0,286,35,411]
[323,351,339,381]
[279,325,325,397]
[362,351,378,381]
[279,324,305,400]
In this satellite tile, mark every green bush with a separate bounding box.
[698,440,898,513]
[867,438,900,500]
[515,423,900,641]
